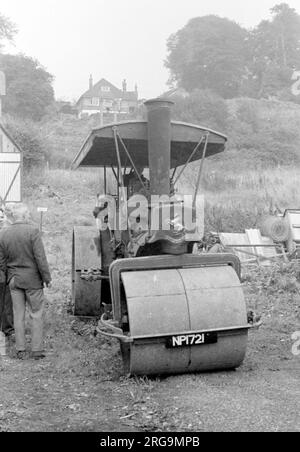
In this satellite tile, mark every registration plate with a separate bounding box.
[166,332,218,349]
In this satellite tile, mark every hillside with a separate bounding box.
[36,96,300,172]
[217,97,300,170]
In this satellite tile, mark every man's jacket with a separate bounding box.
[0,222,51,290]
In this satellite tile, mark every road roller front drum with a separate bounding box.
[97,254,253,376]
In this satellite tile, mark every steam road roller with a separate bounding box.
[71,98,257,376]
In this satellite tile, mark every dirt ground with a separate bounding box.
[0,183,299,432]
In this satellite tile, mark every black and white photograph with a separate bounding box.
[0,0,299,435]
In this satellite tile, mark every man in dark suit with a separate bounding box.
[0,208,14,337]
[0,274,14,336]
[0,203,52,360]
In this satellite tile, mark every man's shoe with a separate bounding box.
[31,352,46,360]
[16,351,26,360]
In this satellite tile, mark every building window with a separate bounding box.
[103,100,113,108]
[101,86,110,92]
[84,98,92,106]
[92,97,100,106]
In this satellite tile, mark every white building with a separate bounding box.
[0,123,22,203]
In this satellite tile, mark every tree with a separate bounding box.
[165,15,249,98]
[0,53,55,121]
[246,3,300,98]
[0,12,17,48]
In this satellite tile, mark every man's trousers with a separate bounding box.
[0,282,14,335]
[9,282,45,353]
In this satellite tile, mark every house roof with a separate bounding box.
[160,87,190,99]
[77,78,138,105]
[0,122,22,153]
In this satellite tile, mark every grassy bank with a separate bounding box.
[24,166,300,234]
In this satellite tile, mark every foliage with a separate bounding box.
[3,115,49,169]
[166,15,248,98]
[246,3,300,99]
[0,53,55,121]
[171,89,229,132]
[165,4,300,103]
[224,98,300,167]
[0,12,17,48]
[38,113,103,169]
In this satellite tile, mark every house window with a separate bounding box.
[103,100,113,108]
[84,98,92,106]
[101,86,111,92]
[92,97,100,106]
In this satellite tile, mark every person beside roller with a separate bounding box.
[0,203,52,360]
[0,207,14,338]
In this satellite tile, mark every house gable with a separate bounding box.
[78,78,122,103]
[77,78,138,105]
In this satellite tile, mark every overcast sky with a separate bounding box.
[1,0,299,101]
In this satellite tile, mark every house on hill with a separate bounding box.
[76,76,139,120]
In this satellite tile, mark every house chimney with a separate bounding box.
[135,83,138,95]
[89,74,93,90]
[122,79,127,92]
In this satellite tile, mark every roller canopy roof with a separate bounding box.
[71,120,227,169]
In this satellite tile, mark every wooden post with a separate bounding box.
[37,207,48,233]
[104,166,107,194]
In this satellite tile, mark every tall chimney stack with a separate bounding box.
[122,79,127,92]
[144,98,174,196]
[89,74,93,90]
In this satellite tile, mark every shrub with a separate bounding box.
[171,89,229,132]
[3,115,48,169]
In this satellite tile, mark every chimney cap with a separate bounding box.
[144,97,174,109]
